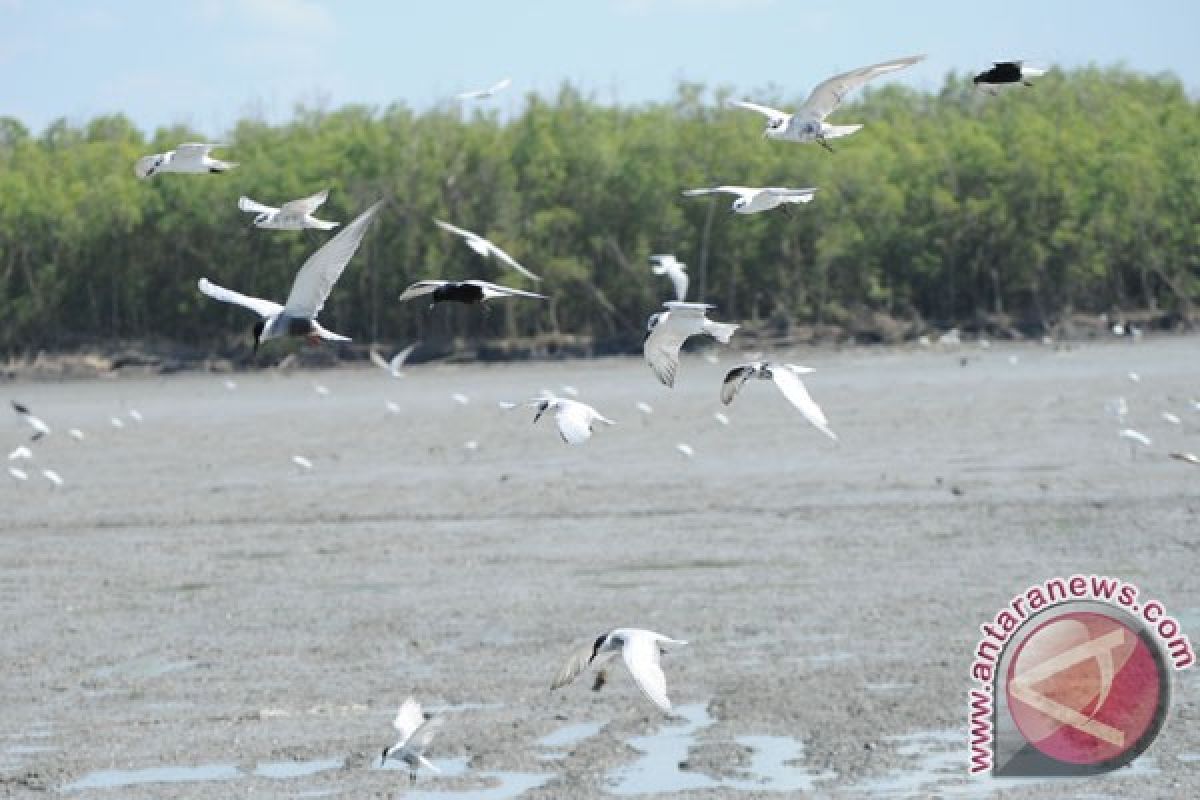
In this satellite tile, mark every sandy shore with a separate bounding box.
[1,336,1198,798]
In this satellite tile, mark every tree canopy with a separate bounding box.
[1,66,1197,357]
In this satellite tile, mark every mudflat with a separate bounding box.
[2,336,1197,798]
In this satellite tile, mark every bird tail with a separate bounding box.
[418,755,440,773]
[310,219,340,230]
[314,324,351,342]
[209,160,238,173]
[821,124,863,140]
[705,321,739,344]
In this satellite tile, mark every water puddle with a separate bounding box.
[253,758,343,779]
[724,735,836,792]
[63,763,241,791]
[402,771,553,800]
[378,755,469,777]
[850,729,1160,797]
[5,745,56,755]
[537,721,604,759]
[428,702,506,714]
[605,704,833,795]
[606,703,717,794]
[91,657,195,681]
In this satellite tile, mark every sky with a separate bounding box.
[2,0,1197,136]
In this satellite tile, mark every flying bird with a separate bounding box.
[649,254,688,301]
[8,467,27,481]
[370,343,418,378]
[41,469,63,487]
[731,55,925,151]
[551,628,687,713]
[134,143,236,178]
[530,395,615,445]
[682,186,817,214]
[1169,452,1200,466]
[721,362,837,440]
[381,697,443,782]
[11,401,50,441]
[292,455,314,470]
[238,189,339,231]
[644,302,739,387]
[7,446,32,460]
[457,77,512,100]
[198,201,382,354]
[973,61,1046,91]
[434,219,539,281]
[399,279,545,308]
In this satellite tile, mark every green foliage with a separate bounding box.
[0,67,1197,353]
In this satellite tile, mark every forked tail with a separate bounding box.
[705,321,739,343]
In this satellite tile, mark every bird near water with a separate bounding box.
[721,362,838,440]
[643,302,739,387]
[552,628,687,713]
[380,697,443,783]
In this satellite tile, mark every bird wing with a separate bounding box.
[488,77,512,94]
[399,281,447,301]
[682,186,751,198]
[552,641,601,690]
[763,187,818,202]
[771,366,838,440]
[197,278,282,319]
[555,402,595,445]
[469,281,546,300]
[488,242,541,282]
[405,716,443,755]
[666,268,688,302]
[238,196,277,215]
[644,318,689,388]
[280,188,329,216]
[720,365,756,405]
[283,200,382,317]
[369,349,390,370]
[173,142,215,161]
[621,632,672,713]
[433,218,474,240]
[729,99,789,123]
[392,697,424,742]
[797,55,924,122]
[390,342,418,371]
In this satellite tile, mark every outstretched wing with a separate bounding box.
[555,402,595,445]
[729,99,789,123]
[720,365,756,405]
[389,342,418,372]
[798,55,925,122]
[283,200,382,317]
[392,696,424,743]
[622,634,672,713]
[405,716,443,755]
[173,142,217,162]
[644,319,689,388]
[238,196,277,215]
[197,278,282,319]
[770,366,837,440]
[489,245,540,282]
[433,218,474,240]
[552,642,599,690]
[280,188,330,216]
[763,187,818,202]
[399,281,447,302]
[470,281,546,300]
[682,186,751,198]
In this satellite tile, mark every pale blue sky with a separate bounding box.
[2,0,1197,136]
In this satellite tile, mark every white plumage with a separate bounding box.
[134,143,236,178]
[239,189,339,231]
[649,254,689,301]
[551,628,687,713]
[643,302,738,387]
[721,362,837,440]
[682,186,817,214]
[381,697,443,782]
[434,219,539,282]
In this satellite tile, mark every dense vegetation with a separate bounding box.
[1,66,1197,356]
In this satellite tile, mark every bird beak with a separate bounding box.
[533,407,546,423]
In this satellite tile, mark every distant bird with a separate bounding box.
[110,416,125,429]
[643,302,739,387]
[973,61,1046,90]
[731,55,925,151]
[385,400,401,414]
[682,185,817,214]
[134,143,236,178]
[721,362,837,440]
[41,469,63,487]
[238,189,339,231]
[67,427,85,441]
[551,628,687,713]
[713,412,730,426]
[399,279,545,308]
[1128,372,1141,384]
[938,328,961,347]
[7,446,32,460]
[457,77,512,100]
[676,443,695,458]
[1169,452,1199,466]
[292,455,314,470]
[128,409,143,423]
[8,467,27,481]
[11,401,49,441]
[649,255,688,301]
[370,343,418,378]
[1162,411,1182,426]
[198,201,382,354]
[452,393,470,406]
[635,401,654,415]
[381,697,443,782]
[1120,428,1152,460]
[434,219,539,281]
[313,384,331,396]
[530,395,615,445]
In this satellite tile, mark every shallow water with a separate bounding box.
[252,757,343,779]
[63,763,241,791]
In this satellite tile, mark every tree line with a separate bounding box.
[1,65,1197,358]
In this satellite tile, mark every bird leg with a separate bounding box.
[817,134,835,154]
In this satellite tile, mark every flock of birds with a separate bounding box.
[13,55,1191,786]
